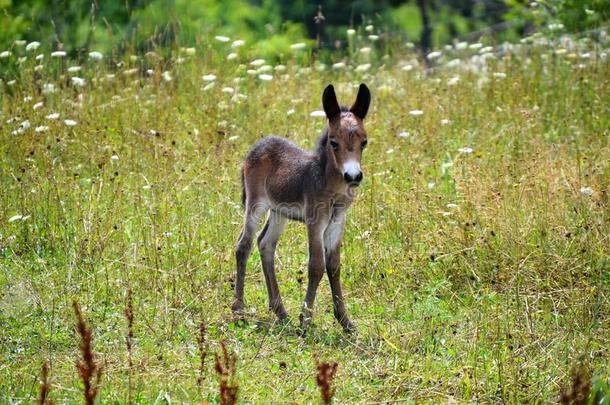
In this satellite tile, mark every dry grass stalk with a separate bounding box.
[73,300,103,405]
[125,287,134,404]
[38,361,52,405]
[315,359,338,404]
[196,320,208,387]
[560,365,592,405]
[214,341,238,405]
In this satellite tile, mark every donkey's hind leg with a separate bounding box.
[232,200,267,315]
[258,211,288,320]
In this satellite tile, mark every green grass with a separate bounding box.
[1,34,609,403]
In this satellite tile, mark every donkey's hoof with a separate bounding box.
[276,311,289,322]
[342,321,357,334]
[231,299,244,315]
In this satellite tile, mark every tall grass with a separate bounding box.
[0,26,609,402]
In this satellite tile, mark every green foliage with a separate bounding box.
[506,0,610,34]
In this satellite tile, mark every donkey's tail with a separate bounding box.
[240,168,246,208]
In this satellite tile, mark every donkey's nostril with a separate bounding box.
[344,171,363,184]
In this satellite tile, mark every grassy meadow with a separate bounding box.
[1,32,609,403]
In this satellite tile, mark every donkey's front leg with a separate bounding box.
[324,213,355,333]
[299,221,328,331]
[326,246,355,333]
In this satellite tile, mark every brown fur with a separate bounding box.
[232,84,371,332]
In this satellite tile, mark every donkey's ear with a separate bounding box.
[322,84,341,120]
[350,83,371,119]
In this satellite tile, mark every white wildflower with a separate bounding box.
[347,29,356,36]
[34,65,44,72]
[359,47,372,54]
[250,59,265,67]
[227,52,238,61]
[14,40,26,47]
[402,64,413,71]
[231,39,245,48]
[215,35,230,43]
[203,82,215,91]
[332,62,346,69]
[446,203,458,209]
[35,126,49,133]
[67,66,82,73]
[365,25,374,32]
[447,58,461,68]
[287,108,295,116]
[427,182,436,190]
[0,51,11,58]
[111,154,119,160]
[409,110,424,116]
[8,215,23,223]
[258,74,273,81]
[441,119,451,125]
[274,64,286,72]
[455,41,468,50]
[257,65,272,73]
[580,186,594,196]
[221,87,234,93]
[36,54,44,61]
[162,71,172,82]
[64,119,77,127]
[469,43,483,50]
[88,51,103,60]
[146,69,154,76]
[310,110,326,117]
[447,76,459,86]
[33,101,44,110]
[386,148,395,154]
[355,63,371,72]
[51,51,66,58]
[368,35,379,41]
[458,147,473,154]
[19,120,31,130]
[427,51,442,60]
[290,42,306,50]
[493,72,507,79]
[398,131,410,138]
[123,68,138,76]
[46,112,60,120]
[185,47,196,55]
[71,77,86,87]
[26,41,40,52]
[228,135,239,141]
[202,74,217,82]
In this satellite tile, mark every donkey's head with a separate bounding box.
[322,83,371,187]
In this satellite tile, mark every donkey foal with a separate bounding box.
[232,83,371,333]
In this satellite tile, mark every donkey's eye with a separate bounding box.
[329,140,339,150]
[361,140,368,149]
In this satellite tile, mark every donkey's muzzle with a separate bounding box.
[344,171,363,186]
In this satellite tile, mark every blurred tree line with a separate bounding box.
[1,0,608,56]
